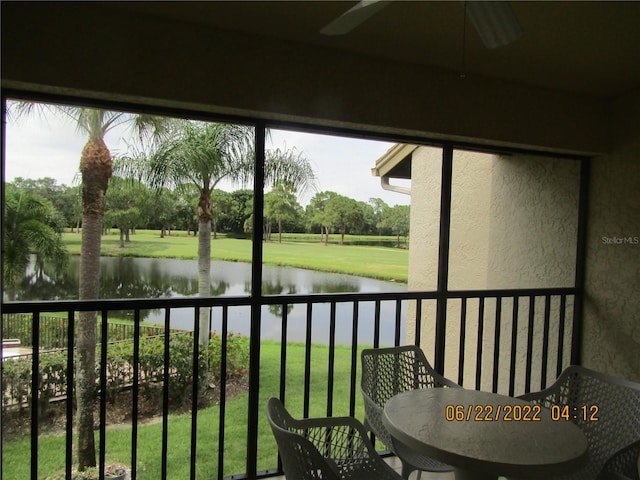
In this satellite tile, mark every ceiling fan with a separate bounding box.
[321,0,523,49]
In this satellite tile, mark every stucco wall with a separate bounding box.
[485,156,579,390]
[582,91,640,382]
[486,156,580,289]
[407,147,443,294]
[448,151,493,290]
[406,126,639,385]
[407,147,582,391]
[408,149,580,292]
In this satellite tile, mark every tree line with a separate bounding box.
[7,176,410,247]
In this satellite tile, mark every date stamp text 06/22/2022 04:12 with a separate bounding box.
[444,404,600,422]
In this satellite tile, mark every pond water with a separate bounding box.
[15,256,407,345]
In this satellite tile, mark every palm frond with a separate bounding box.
[2,185,69,288]
[265,147,317,195]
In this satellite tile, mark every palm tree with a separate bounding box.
[136,121,315,346]
[128,121,250,346]
[2,183,68,300]
[11,102,168,470]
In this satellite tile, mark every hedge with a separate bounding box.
[1,332,249,411]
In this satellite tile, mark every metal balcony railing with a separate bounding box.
[1,287,578,480]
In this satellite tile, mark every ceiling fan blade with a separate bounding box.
[465,1,523,49]
[321,0,391,36]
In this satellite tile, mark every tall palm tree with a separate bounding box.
[141,121,254,346]
[138,121,315,346]
[2,183,68,300]
[11,102,168,470]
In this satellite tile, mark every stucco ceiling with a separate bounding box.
[107,1,640,100]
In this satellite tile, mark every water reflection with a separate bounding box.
[10,256,407,345]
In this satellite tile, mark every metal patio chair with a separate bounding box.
[597,440,640,480]
[360,345,460,479]
[266,397,403,480]
[513,366,640,480]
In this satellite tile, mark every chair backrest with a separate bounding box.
[361,345,458,407]
[521,366,640,480]
[360,345,459,451]
[266,397,340,480]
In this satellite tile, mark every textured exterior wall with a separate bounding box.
[486,156,580,289]
[408,149,580,292]
[582,91,640,382]
[448,151,493,290]
[407,147,442,294]
[406,147,582,391]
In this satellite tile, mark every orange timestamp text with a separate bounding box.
[445,404,542,422]
[550,404,599,422]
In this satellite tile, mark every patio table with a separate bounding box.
[383,388,588,480]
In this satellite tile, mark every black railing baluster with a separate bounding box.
[99,311,109,478]
[508,297,519,397]
[161,308,171,480]
[349,301,359,417]
[458,298,467,386]
[394,299,402,346]
[131,309,141,480]
[190,307,200,480]
[525,296,535,393]
[30,312,40,480]
[541,295,551,389]
[327,302,337,416]
[492,297,502,393]
[65,311,75,479]
[556,295,567,378]
[303,303,313,418]
[279,304,288,403]
[373,299,381,348]
[218,306,229,480]
[414,299,422,346]
[278,303,289,472]
[475,297,485,390]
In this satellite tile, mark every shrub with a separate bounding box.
[2,350,67,414]
[38,350,68,400]
[2,357,31,409]
[167,333,209,405]
[2,331,250,412]
[101,341,132,403]
[209,331,250,380]
[137,336,165,396]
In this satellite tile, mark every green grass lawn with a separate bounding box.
[1,341,370,480]
[62,230,409,282]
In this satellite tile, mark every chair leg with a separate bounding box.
[401,461,415,479]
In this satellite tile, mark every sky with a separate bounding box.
[4,106,410,207]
